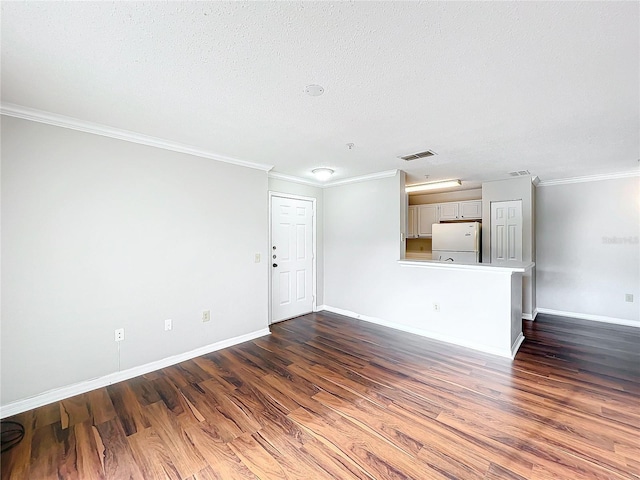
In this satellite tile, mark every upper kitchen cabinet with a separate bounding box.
[459,200,482,219]
[439,200,482,220]
[417,204,438,237]
[439,202,459,221]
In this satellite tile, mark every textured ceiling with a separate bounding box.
[2,1,638,187]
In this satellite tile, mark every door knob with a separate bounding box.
[273,263,278,268]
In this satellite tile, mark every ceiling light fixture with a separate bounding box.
[405,179,462,193]
[304,84,325,96]
[312,167,334,181]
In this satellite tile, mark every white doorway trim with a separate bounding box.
[268,191,317,325]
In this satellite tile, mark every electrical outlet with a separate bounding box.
[625,293,634,302]
[254,253,261,263]
[433,303,440,312]
[164,319,172,331]
[202,310,211,322]
[114,328,125,342]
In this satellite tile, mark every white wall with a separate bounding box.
[1,116,269,405]
[268,177,324,306]
[323,174,403,319]
[536,175,640,323]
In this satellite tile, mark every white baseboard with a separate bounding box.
[522,308,539,321]
[320,305,519,359]
[511,333,525,358]
[536,308,639,328]
[0,328,270,419]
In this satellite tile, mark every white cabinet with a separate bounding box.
[407,206,417,238]
[417,204,438,237]
[438,200,482,220]
[460,200,482,220]
[438,202,460,221]
[408,200,482,240]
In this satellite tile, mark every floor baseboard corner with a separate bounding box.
[0,327,270,419]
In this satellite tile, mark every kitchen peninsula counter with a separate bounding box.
[334,258,536,359]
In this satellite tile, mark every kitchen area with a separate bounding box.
[406,188,483,262]
[321,172,538,359]
[397,175,538,358]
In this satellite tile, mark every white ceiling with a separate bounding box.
[2,1,638,188]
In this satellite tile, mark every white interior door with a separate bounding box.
[270,195,314,323]
[491,200,523,263]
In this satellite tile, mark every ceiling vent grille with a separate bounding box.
[508,170,530,177]
[399,150,437,161]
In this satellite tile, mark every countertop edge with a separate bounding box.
[398,259,535,273]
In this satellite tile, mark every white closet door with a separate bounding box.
[491,200,523,263]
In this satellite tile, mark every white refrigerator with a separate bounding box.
[432,222,481,263]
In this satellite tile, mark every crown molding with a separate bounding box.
[537,169,639,187]
[324,169,399,187]
[268,171,323,187]
[0,103,274,172]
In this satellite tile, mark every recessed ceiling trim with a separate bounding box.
[537,170,640,187]
[0,103,274,172]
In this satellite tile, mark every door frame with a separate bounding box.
[268,191,317,325]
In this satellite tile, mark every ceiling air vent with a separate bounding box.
[399,150,437,161]
[508,170,530,177]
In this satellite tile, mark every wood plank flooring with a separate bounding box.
[2,312,639,479]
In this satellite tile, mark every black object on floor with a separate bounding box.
[1,421,25,453]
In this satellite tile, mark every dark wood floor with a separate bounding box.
[2,312,639,479]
